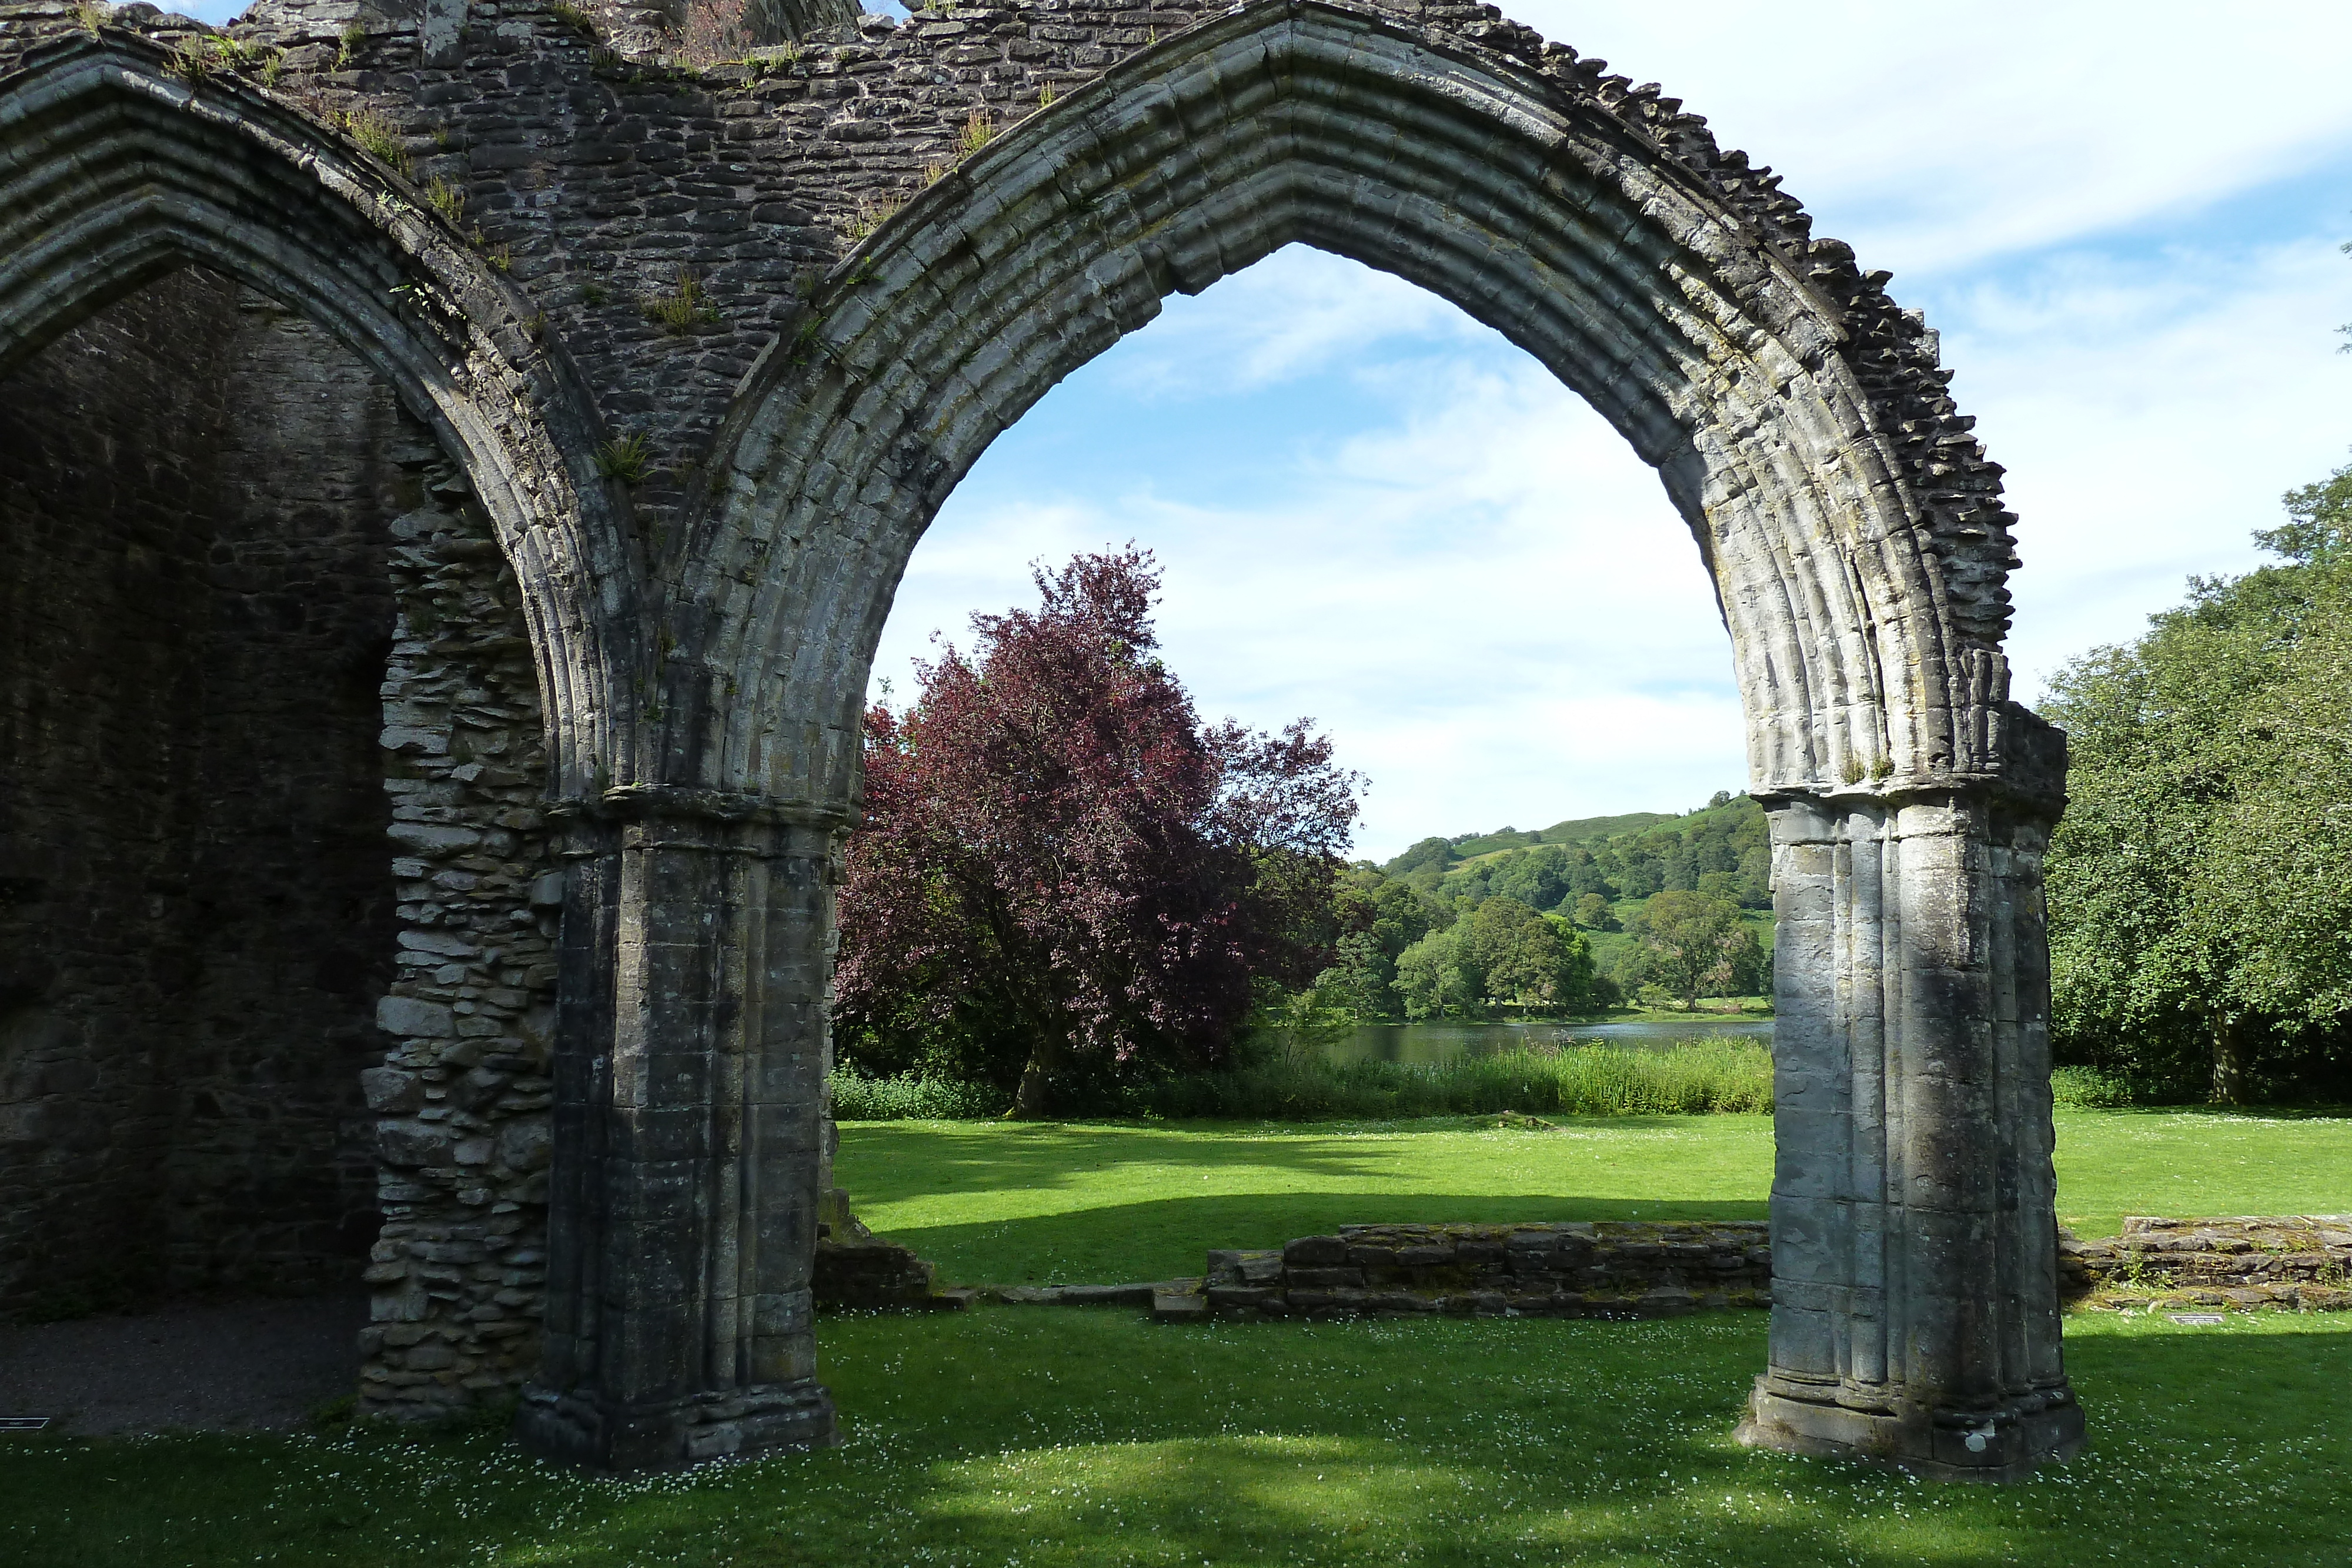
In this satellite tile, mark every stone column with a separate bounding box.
[1738,790,2084,1479]
[516,786,846,1469]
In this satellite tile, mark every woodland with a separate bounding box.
[833,458,2352,1112]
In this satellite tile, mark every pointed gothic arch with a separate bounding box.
[0,34,645,788]
[0,0,2085,1482]
[587,0,2083,1479]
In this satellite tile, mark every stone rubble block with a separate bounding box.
[2059,1216,2352,1312]
[1195,1222,1772,1320]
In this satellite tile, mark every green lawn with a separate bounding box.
[4,1309,2345,1566]
[836,1108,2352,1286]
[5,1109,2348,1567]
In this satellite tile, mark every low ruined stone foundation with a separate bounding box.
[1195,1222,1771,1320]
[2060,1216,2352,1312]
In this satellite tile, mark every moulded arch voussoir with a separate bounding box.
[684,0,1976,814]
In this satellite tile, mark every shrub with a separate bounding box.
[426,175,466,225]
[1141,1040,1773,1121]
[340,109,412,177]
[838,191,904,243]
[642,268,720,333]
[832,1068,1012,1121]
[547,0,598,37]
[2050,1064,2142,1109]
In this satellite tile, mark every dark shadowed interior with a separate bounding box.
[0,266,411,1316]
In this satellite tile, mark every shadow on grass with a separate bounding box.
[11,1310,2343,1567]
[836,1118,1772,1283]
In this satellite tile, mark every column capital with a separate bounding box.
[548,786,857,860]
[549,784,858,831]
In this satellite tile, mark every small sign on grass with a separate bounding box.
[0,1417,50,1431]
[2166,1312,2227,1326]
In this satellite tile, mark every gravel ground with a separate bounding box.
[0,1290,366,1436]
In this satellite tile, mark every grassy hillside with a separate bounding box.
[1384,809,1677,870]
[1535,809,1680,844]
[1385,794,1768,904]
[1359,795,1776,1010]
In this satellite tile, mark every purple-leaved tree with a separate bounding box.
[834,548,1362,1117]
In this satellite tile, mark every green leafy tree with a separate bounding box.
[1486,911,1601,1012]
[1391,896,1602,1016]
[2046,459,2352,1100]
[1621,891,1763,1010]
[1563,848,1617,901]
[1489,844,1573,912]
[1387,837,1459,878]
[1307,867,1446,1021]
[1569,891,1618,931]
[1238,975,1361,1066]
[1392,927,1475,1019]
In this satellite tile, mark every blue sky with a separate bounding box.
[877,2,2352,859]
[171,0,2352,857]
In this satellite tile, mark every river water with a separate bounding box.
[1330,1017,1773,1066]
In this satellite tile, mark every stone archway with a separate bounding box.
[574,0,2084,1479]
[0,0,2083,1480]
[0,35,645,790]
[0,35,645,1410]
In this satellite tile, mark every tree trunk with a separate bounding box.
[1007,1031,1063,1120]
[2210,1012,2248,1105]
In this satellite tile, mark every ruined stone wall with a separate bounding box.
[1200,1222,1773,1320]
[362,453,560,1416]
[79,0,1996,662]
[165,286,411,1296]
[0,268,403,1313]
[2061,1216,2352,1313]
[136,2,1525,547]
[0,256,560,1392]
[1,269,226,1316]
[0,1,2070,1460]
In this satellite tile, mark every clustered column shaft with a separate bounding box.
[1744,792,2081,1479]
[522,790,841,1469]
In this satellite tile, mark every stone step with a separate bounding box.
[966,1278,1203,1307]
[1151,1289,1211,1323]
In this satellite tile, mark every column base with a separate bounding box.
[514,1378,840,1470]
[1735,1378,2084,1482]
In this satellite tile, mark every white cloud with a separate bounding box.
[889,167,2352,856]
[1931,237,2352,697]
[1513,1,2352,277]
[1104,250,1481,393]
[876,269,1743,861]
